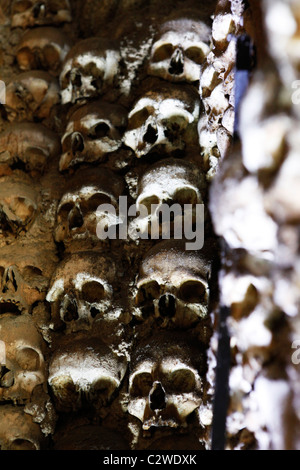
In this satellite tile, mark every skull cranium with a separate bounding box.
[0,405,45,450]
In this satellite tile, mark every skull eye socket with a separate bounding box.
[127,107,154,131]
[58,202,74,217]
[179,280,207,304]
[81,281,106,304]
[131,372,153,397]
[152,43,175,62]
[136,281,160,305]
[16,347,40,371]
[9,439,37,451]
[89,122,111,139]
[32,2,46,18]
[185,46,206,65]
[167,369,196,393]
[139,196,160,215]
[82,193,113,213]
[173,188,199,206]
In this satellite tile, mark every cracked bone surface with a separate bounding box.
[0,405,45,450]
[135,239,211,328]
[16,27,73,74]
[124,83,200,158]
[0,122,61,176]
[11,0,72,28]
[54,166,125,248]
[48,334,127,412]
[46,251,118,330]
[60,37,121,105]
[59,100,128,171]
[0,314,47,404]
[4,71,61,122]
[128,331,205,429]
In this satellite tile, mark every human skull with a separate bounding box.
[48,335,127,412]
[135,240,211,328]
[0,314,47,404]
[54,167,125,245]
[128,331,205,429]
[59,100,128,171]
[46,251,117,330]
[17,27,73,73]
[148,18,211,83]
[60,37,121,105]
[124,84,200,158]
[0,175,39,237]
[11,0,72,28]
[133,158,204,238]
[0,122,61,176]
[0,241,57,314]
[5,71,61,122]
[0,405,45,450]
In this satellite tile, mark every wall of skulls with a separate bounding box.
[0,0,224,450]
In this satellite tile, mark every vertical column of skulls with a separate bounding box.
[121,2,220,449]
[210,0,300,450]
[0,0,74,450]
[45,4,133,450]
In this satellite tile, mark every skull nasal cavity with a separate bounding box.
[68,207,83,230]
[158,294,176,318]
[144,124,158,144]
[169,49,184,75]
[150,382,166,411]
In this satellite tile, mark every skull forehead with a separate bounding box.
[50,251,116,284]
[0,176,39,203]
[131,331,204,372]
[157,18,211,41]
[0,242,57,276]
[138,158,202,195]
[49,335,127,383]
[138,240,210,286]
[63,37,120,66]
[0,314,44,349]
[58,167,125,205]
[66,100,128,131]
[0,405,43,447]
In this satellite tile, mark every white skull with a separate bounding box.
[48,335,127,412]
[0,405,45,450]
[46,251,117,330]
[124,84,200,158]
[0,314,47,404]
[132,158,204,238]
[0,175,39,237]
[11,0,72,28]
[17,26,73,73]
[5,71,61,122]
[0,122,61,176]
[0,241,57,314]
[128,331,204,429]
[60,37,121,105]
[148,18,211,83]
[59,100,128,171]
[135,240,211,328]
[54,167,125,246]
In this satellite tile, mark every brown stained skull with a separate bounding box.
[0,242,57,314]
[0,405,45,450]
[60,37,121,105]
[48,335,127,412]
[0,175,39,237]
[0,314,47,404]
[59,100,128,171]
[5,71,61,122]
[0,122,61,176]
[133,158,204,238]
[17,27,73,74]
[46,251,117,330]
[135,240,211,328]
[54,167,125,245]
[11,0,72,28]
[148,18,211,83]
[128,331,205,429]
[124,84,200,158]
